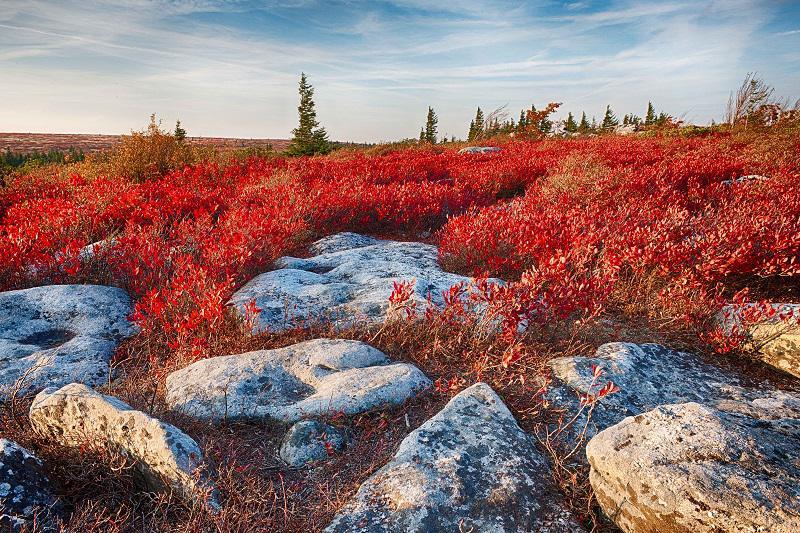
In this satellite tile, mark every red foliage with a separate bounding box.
[1,132,798,366]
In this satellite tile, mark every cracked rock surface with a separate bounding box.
[0,439,61,531]
[29,383,218,508]
[165,339,430,423]
[279,420,347,468]
[586,398,800,533]
[229,232,498,332]
[324,382,584,533]
[0,284,136,397]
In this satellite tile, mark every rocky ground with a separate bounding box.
[2,232,799,532]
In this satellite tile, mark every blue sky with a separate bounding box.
[1,0,798,141]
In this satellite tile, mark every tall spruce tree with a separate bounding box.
[174,120,186,141]
[517,109,527,131]
[645,101,656,126]
[424,107,438,143]
[288,73,330,156]
[564,112,578,133]
[601,105,619,131]
[578,112,590,134]
[468,107,485,141]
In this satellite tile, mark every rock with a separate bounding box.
[586,399,800,533]
[279,420,347,467]
[229,232,500,332]
[29,383,218,508]
[719,303,800,378]
[0,284,136,398]
[324,383,584,533]
[613,124,638,135]
[0,439,61,530]
[546,342,789,441]
[721,174,769,185]
[458,146,502,154]
[165,339,430,423]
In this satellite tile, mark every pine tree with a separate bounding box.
[590,116,598,132]
[419,128,425,143]
[517,109,527,131]
[645,101,656,126]
[578,112,590,134]
[601,105,619,131]
[468,107,485,141]
[288,73,330,156]
[174,120,187,141]
[564,112,578,133]
[424,107,438,143]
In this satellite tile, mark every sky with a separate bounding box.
[1,0,799,142]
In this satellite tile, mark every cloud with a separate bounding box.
[0,0,796,141]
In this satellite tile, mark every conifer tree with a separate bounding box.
[174,120,187,141]
[564,112,578,133]
[578,112,590,134]
[468,107,485,141]
[424,107,438,143]
[645,101,656,126]
[590,116,598,132]
[288,73,330,156]
[517,109,527,131]
[419,128,425,143]
[601,105,619,131]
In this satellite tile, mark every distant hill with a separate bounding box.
[0,132,290,153]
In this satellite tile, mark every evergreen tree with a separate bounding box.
[590,116,598,132]
[645,101,656,126]
[174,120,187,141]
[577,112,590,134]
[424,107,438,143]
[419,128,425,143]
[288,73,330,156]
[468,107,485,141]
[601,105,619,131]
[564,112,578,133]
[656,112,670,126]
[517,109,527,131]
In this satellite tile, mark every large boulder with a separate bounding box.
[29,383,218,508]
[0,284,136,398]
[586,397,800,533]
[545,342,787,439]
[165,339,431,423]
[229,232,499,332]
[324,383,583,533]
[279,420,347,468]
[0,439,61,530]
[719,303,800,378]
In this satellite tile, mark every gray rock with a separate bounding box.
[546,342,787,440]
[29,383,218,508]
[0,439,61,531]
[324,383,584,533]
[586,398,800,533]
[719,303,800,378]
[229,232,499,332]
[458,146,502,154]
[165,339,431,423]
[279,420,347,467]
[0,284,136,398]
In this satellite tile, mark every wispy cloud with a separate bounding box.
[0,0,797,141]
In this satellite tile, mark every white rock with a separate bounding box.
[719,303,800,378]
[0,284,136,398]
[325,383,584,532]
[0,439,61,530]
[229,232,499,332]
[546,342,788,442]
[279,420,347,467]
[165,339,431,423]
[587,399,800,532]
[29,383,218,508]
[458,146,502,154]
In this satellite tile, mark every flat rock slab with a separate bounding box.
[586,398,800,533]
[165,339,431,423]
[279,420,347,467]
[229,232,497,332]
[324,383,584,533]
[0,439,61,530]
[720,303,800,378]
[29,383,218,508]
[0,284,136,398]
[546,342,791,440]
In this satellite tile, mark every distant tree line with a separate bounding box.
[1,147,85,184]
